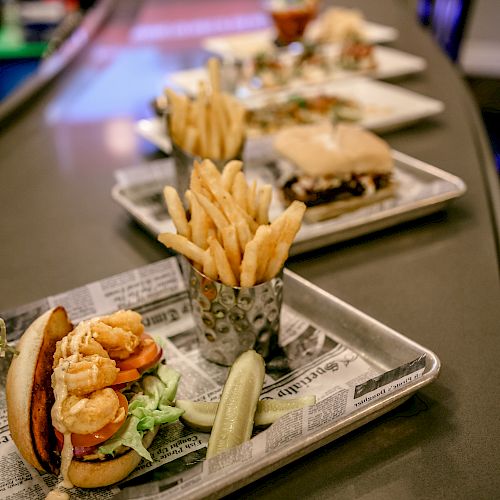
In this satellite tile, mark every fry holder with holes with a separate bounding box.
[184,259,283,366]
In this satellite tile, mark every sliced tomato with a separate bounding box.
[54,392,129,449]
[138,347,162,373]
[114,368,141,385]
[116,333,161,371]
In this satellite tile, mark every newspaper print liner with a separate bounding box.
[185,261,284,365]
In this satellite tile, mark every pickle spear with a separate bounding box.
[176,395,316,432]
[205,350,265,459]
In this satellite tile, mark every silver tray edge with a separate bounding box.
[184,268,440,500]
[111,150,466,255]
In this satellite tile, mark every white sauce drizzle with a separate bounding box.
[51,320,93,489]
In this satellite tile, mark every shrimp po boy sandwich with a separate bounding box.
[6,307,183,489]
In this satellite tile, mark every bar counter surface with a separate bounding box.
[1,0,499,498]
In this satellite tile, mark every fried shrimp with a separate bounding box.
[53,321,111,368]
[54,336,109,368]
[64,355,119,395]
[60,388,122,435]
[91,322,141,360]
[99,310,144,337]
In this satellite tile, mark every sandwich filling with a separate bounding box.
[282,171,391,207]
[50,310,182,488]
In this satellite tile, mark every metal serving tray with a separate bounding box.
[0,257,440,500]
[112,150,466,256]
[181,268,441,499]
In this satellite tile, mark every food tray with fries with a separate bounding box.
[112,150,466,255]
[0,256,440,499]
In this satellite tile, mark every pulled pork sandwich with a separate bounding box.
[274,121,395,221]
[6,307,183,489]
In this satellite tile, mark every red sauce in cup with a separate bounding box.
[271,4,316,45]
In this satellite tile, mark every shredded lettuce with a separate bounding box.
[98,363,183,461]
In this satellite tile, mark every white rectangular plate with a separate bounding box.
[112,150,465,255]
[202,21,398,59]
[137,77,443,146]
[169,46,426,98]
[245,77,444,134]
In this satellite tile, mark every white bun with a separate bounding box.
[274,122,393,177]
[7,307,73,473]
[68,428,158,488]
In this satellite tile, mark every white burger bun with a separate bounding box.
[273,122,393,177]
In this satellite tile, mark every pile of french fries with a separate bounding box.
[166,58,246,161]
[158,159,306,288]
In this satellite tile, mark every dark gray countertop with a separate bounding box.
[1,0,499,498]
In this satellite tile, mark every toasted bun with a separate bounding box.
[274,122,393,177]
[7,307,73,473]
[302,183,396,222]
[6,308,159,488]
[67,428,158,488]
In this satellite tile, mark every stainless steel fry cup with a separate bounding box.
[185,261,284,366]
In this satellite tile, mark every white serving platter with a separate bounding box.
[137,77,443,148]
[168,46,426,98]
[202,20,398,60]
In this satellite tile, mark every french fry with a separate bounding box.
[208,57,221,93]
[208,102,221,159]
[263,238,290,282]
[189,162,211,199]
[221,225,241,281]
[221,160,243,191]
[212,94,228,159]
[186,190,208,250]
[278,201,307,246]
[232,171,248,211]
[209,237,237,287]
[158,233,205,266]
[241,225,272,287]
[166,89,188,145]
[203,249,218,281]
[263,201,306,280]
[193,191,228,232]
[236,220,252,252]
[253,225,273,283]
[183,126,199,156]
[256,184,273,225]
[240,240,260,288]
[198,158,222,181]
[163,186,190,239]
[246,180,257,219]
[240,242,257,287]
[195,96,209,158]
